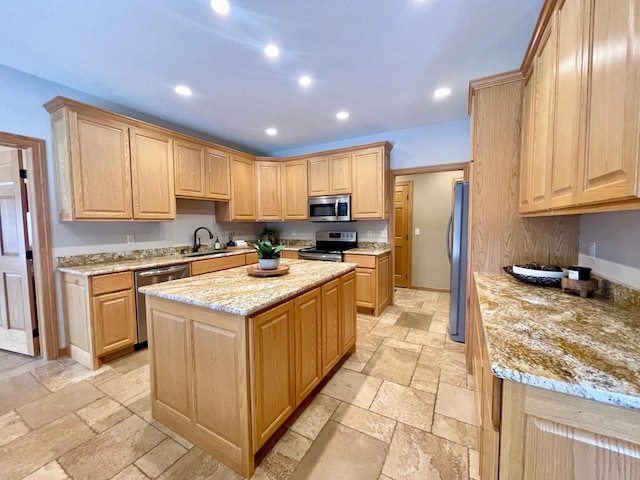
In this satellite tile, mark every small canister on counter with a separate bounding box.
[568,266,591,281]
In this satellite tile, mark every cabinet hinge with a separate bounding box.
[32,327,39,338]
[26,250,33,260]
[20,169,27,179]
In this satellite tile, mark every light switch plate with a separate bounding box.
[126,234,135,244]
[414,228,421,236]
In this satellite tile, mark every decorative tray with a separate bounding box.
[503,266,562,288]
[247,264,290,277]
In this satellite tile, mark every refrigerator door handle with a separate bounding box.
[446,213,453,263]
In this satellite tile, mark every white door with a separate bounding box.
[0,149,37,355]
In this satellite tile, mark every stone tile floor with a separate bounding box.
[0,289,479,479]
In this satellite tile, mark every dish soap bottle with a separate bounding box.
[214,236,221,250]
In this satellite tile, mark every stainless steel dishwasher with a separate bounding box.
[134,263,189,348]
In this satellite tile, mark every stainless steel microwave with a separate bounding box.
[308,195,352,222]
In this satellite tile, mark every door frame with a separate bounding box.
[391,161,470,291]
[394,180,414,288]
[0,132,58,360]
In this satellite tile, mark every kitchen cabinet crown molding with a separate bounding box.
[467,70,524,114]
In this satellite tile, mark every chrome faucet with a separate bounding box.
[193,226,214,252]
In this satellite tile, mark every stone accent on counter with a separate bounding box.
[475,272,640,410]
[594,274,640,315]
[139,259,356,316]
[57,246,189,268]
[279,239,315,248]
[344,247,391,256]
[356,242,390,250]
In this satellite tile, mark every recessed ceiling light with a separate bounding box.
[336,111,350,120]
[264,44,280,58]
[433,87,451,98]
[174,85,193,96]
[298,76,312,86]
[265,127,278,136]
[210,0,230,14]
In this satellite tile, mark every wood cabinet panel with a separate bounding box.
[344,253,390,316]
[548,0,587,208]
[328,153,352,195]
[519,75,533,214]
[308,156,329,196]
[376,253,390,310]
[352,147,386,219]
[245,252,258,264]
[354,268,374,308]
[344,253,376,269]
[340,271,357,352]
[281,250,299,259]
[529,16,557,212]
[130,127,176,220]
[282,160,308,220]
[69,111,133,219]
[205,148,231,200]
[174,140,206,198]
[294,288,322,405]
[256,162,282,221]
[216,155,256,221]
[321,278,341,376]
[190,254,245,276]
[91,271,132,296]
[579,0,640,204]
[250,301,295,451]
[92,288,136,356]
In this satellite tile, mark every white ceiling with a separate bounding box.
[0,0,543,154]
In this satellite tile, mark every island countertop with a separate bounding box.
[139,259,356,316]
[475,272,640,410]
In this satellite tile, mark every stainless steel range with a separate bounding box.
[298,231,357,262]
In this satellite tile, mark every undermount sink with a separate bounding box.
[183,250,229,258]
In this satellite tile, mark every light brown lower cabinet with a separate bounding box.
[281,250,299,259]
[189,254,246,276]
[146,270,357,478]
[343,252,390,316]
[61,271,136,370]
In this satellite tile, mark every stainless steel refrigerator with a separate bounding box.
[446,181,469,343]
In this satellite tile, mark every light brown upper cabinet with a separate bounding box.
[215,155,257,221]
[352,145,391,219]
[174,140,231,201]
[308,153,352,197]
[281,159,308,220]
[45,97,176,221]
[519,0,640,216]
[255,161,282,221]
[579,0,639,204]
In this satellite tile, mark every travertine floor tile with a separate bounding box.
[440,368,468,388]
[369,324,410,341]
[17,381,104,429]
[363,346,419,386]
[59,414,165,480]
[0,372,49,415]
[410,364,440,394]
[151,420,194,449]
[412,291,441,303]
[77,396,132,433]
[469,449,480,480]
[343,349,375,372]
[420,301,449,313]
[392,299,424,310]
[394,309,433,331]
[272,429,313,462]
[96,364,150,403]
[290,393,340,440]
[156,448,222,480]
[435,383,478,427]
[252,466,276,480]
[405,329,446,348]
[0,413,94,480]
[0,357,50,382]
[135,437,187,478]
[381,337,423,354]
[259,450,298,480]
[419,348,466,373]
[21,460,69,480]
[0,410,30,447]
[108,349,149,374]
[331,402,396,443]
[31,360,108,392]
[383,422,469,480]
[428,320,449,334]
[357,333,385,352]
[124,391,152,423]
[321,368,382,409]
[289,421,387,480]
[111,465,149,480]
[432,413,478,449]
[370,381,435,432]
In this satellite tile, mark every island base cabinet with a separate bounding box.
[147,296,253,478]
[500,381,640,480]
[294,288,322,405]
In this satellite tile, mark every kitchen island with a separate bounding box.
[139,259,357,478]
[471,272,640,479]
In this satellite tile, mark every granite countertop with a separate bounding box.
[139,259,356,316]
[475,272,640,410]
[58,249,253,276]
[344,247,391,256]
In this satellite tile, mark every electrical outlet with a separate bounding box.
[126,234,135,244]
[589,241,596,260]
[415,228,421,236]
[367,230,373,238]
[292,230,296,237]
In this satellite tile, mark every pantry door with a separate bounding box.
[0,149,37,355]
[394,181,413,287]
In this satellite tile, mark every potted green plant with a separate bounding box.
[259,226,279,245]
[254,240,285,270]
